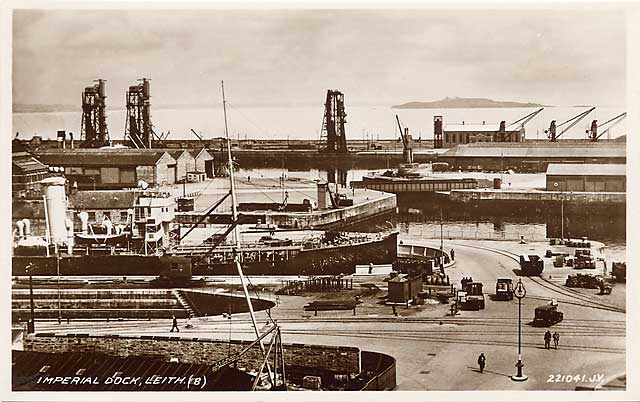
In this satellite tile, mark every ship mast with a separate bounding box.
[221,81,269,357]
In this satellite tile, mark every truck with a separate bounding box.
[533,303,563,327]
[612,262,626,282]
[458,281,485,310]
[520,255,544,276]
[495,278,514,301]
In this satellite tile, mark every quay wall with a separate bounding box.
[441,190,625,217]
[447,189,625,203]
[25,333,361,376]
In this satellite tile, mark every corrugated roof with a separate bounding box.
[69,190,138,210]
[546,163,626,176]
[12,153,48,174]
[34,150,173,166]
[444,124,521,133]
[12,350,253,391]
[442,142,626,158]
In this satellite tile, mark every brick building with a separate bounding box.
[34,149,176,190]
[441,120,524,148]
[546,163,626,192]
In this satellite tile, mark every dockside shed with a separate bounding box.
[546,163,626,192]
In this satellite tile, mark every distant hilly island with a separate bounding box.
[393,97,546,109]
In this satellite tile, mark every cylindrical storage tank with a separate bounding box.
[41,176,68,244]
[493,178,501,189]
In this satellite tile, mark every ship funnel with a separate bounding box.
[78,211,89,234]
[16,220,24,239]
[41,176,68,244]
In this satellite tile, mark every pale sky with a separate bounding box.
[12,8,626,108]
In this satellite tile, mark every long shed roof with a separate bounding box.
[442,142,626,159]
[546,163,626,176]
[34,150,173,166]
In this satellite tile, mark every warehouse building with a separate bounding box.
[441,121,524,148]
[167,150,195,183]
[439,141,626,172]
[68,190,138,226]
[546,163,626,192]
[34,149,176,190]
[189,148,215,177]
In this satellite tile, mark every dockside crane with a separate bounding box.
[396,115,413,164]
[507,108,544,131]
[587,112,626,142]
[546,107,595,141]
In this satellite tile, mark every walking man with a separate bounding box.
[553,332,560,349]
[477,353,486,373]
[450,249,455,261]
[544,330,552,349]
[170,315,179,333]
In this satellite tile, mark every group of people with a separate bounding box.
[544,330,561,349]
[460,276,474,288]
[477,331,561,374]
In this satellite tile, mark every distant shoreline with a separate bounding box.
[393,97,546,109]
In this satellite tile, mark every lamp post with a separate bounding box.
[511,279,528,381]
[25,263,35,334]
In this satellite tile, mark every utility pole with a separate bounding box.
[512,279,528,381]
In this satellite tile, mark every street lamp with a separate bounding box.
[511,279,528,381]
[25,263,35,334]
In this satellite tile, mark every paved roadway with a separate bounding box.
[29,239,625,390]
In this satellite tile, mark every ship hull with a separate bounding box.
[12,233,397,277]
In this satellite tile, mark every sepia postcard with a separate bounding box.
[2,1,638,401]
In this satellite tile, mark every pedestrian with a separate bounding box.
[553,332,560,349]
[170,315,179,333]
[477,353,486,373]
[450,249,455,261]
[368,262,373,274]
[544,330,552,349]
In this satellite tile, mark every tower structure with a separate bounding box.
[125,78,153,148]
[80,79,109,148]
[319,90,348,153]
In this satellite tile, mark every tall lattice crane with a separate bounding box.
[319,90,348,153]
[80,79,109,148]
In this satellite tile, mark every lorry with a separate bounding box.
[520,255,544,276]
[495,278,514,301]
[458,281,485,310]
[533,303,564,327]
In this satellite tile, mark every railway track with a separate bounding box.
[450,242,625,314]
